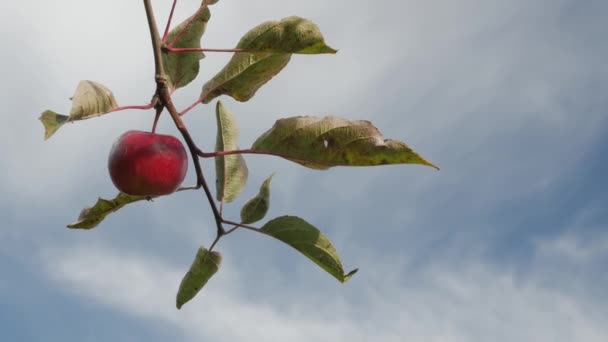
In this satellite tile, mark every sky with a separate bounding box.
[1,0,607,341]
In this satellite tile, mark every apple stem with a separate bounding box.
[151,106,162,133]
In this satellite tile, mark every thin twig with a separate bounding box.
[176,185,201,192]
[168,0,210,48]
[166,47,246,53]
[162,0,178,43]
[109,103,156,113]
[179,98,203,116]
[221,219,263,233]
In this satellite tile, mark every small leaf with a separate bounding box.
[69,80,118,120]
[163,6,211,90]
[176,247,222,309]
[240,173,274,224]
[260,216,356,283]
[200,16,335,103]
[39,81,118,139]
[67,193,147,229]
[215,101,248,203]
[39,110,69,140]
[252,116,438,170]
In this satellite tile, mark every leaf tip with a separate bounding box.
[423,160,440,171]
[343,268,358,283]
[325,46,338,54]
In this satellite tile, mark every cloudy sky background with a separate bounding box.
[1,0,607,341]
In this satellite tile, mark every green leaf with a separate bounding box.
[176,247,222,309]
[67,193,147,229]
[39,81,118,139]
[260,216,357,283]
[69,80,118,120]
[163,6,211,90]
[252,116,439,170]
[215,101,248,203]
[39,110,69,140]
[200,16,335,103]
[231,16,336,54]
[240,173,274,224]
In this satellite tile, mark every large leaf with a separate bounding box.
[252,116,439,170]
[176,247,222,309]
[39,80,118,139]
[215,101,248,203]
[200,16,335,103]
[163,6,211,90]
[67,193,147,230]
[260,216,357,283]
[240,173,274,224]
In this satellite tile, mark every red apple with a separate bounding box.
[108,130,188,196]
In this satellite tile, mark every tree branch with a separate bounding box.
[143,0,225,237]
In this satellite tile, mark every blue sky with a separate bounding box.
[1,0,607,341]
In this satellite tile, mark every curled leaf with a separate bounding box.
[260,216,356,283]
[67,193,147,230]
[176,247,222,309]
[39,80,118,139]
[215,101,248,203]
[69,80,118,120]
[240,173,274,224]
[252,116,438,170]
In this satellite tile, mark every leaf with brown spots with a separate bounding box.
[251,116,438,170]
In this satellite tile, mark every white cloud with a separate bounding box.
[43,236,608,342]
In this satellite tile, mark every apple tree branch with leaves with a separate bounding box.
[38,0,438,310]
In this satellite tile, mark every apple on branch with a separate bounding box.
[108,130,188,196]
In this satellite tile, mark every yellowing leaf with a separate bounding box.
[39,80,118,139]
[252,116,438,170]
[176,247,222,309]
[260,216,357,283]
[240,173,274,224]
[69,80,118,120]
[67,193,147,230]
[215,101,248,203]
[200,16,335,103]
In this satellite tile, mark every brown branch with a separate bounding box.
[143,0,225,237]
